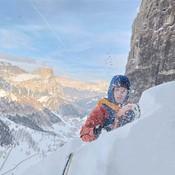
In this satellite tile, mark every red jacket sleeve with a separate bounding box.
[80,105,108,142]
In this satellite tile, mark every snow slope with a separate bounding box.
[17,81,175,174]
[0,114,83,175]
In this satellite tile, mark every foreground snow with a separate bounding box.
[0,114,83,175]
[12,81,175,174]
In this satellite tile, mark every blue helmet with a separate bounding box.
[107,75,130,104]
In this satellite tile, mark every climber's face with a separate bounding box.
[113,86,127,104]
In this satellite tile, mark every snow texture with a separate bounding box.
[6,81,175,175]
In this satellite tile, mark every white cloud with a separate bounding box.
[0,29,36,51]
[0,53,37,64]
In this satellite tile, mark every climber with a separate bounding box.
[80,75,140,142]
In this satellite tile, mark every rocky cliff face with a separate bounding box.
[125,0,175,102]
[0,61,26,76]
[32,67,54,79]
[0,62,107,118]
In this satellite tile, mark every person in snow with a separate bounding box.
[80,75,140,142]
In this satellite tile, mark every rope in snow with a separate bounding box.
[62,153,73,175]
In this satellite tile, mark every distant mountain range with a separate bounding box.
[0,61,107,147]
[0,61,108,172]
[0,61,107,117]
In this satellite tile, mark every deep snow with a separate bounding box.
[6,81,175,175]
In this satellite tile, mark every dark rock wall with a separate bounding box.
[125,0,175,102]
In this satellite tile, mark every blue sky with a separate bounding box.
[0,0,141,82]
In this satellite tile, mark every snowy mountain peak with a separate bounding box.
[0,61,27,75]
[0,61,107,175]
[0,61,106,119]
[32,67,54,78]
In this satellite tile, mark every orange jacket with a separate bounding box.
[80,99,119,142]
[80,105,108,142]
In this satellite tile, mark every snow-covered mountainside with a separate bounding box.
[0,61,107,147]
[0,61,107,117]
[0,113,84,175]
[19,81,175,175]
[0,61,107,174]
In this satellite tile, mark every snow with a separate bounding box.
[0,89,7,97]
[37,96,49,103]
[3,81,175,175]
[159,69,175,75]
[0,113,83,175]
[11,73,41,82]
[0,89,18,101]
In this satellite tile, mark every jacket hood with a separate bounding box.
[107,75,130,104]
